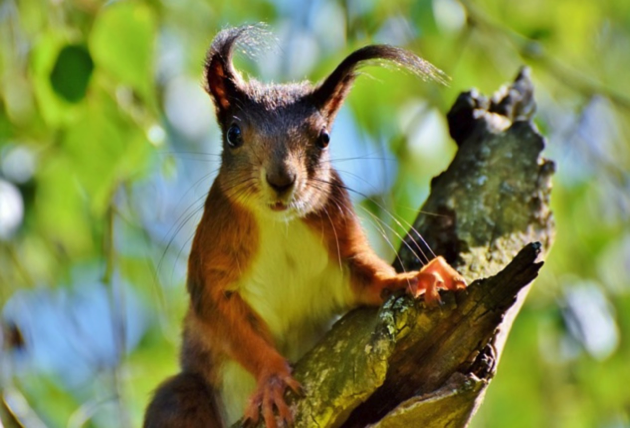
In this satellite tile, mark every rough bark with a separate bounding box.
[243,68,555,428]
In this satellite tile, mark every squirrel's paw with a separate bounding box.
[407,256,467,306]
[243,371,302,428]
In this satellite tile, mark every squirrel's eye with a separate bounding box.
[318,128,330,149]
[226,124,243,148]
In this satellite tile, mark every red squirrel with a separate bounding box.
[144,26,466,428]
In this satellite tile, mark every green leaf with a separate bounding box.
[49,44,94,103]
[30,33,80,127]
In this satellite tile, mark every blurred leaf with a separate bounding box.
[90,2,157,99]
[30,33,79,127]
[2,73,38,126]
[17,373,83,428]
[49,45,94,103]
[36,154,93,258]
[0,103,12,139]
[62,88,150,215]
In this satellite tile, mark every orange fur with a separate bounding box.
[185,181,289,382]
[303,172,409,306]
[144,26,465,428]
[145,170,465,428]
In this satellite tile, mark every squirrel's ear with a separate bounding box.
[204,27,250,118]
[311,45,448,122]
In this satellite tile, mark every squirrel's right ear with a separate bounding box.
[204,27,249,119]
[311,45,448,123]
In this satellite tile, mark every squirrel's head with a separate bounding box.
[204,25,446,220]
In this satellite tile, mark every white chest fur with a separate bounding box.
[218,216,353,425]
[242,217,353,356]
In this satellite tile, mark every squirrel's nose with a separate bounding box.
[266,170,296,194]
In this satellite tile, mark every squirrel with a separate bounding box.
[143,25,466,428]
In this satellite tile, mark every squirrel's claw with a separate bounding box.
[243,373,301,428]
[410,256,467,306]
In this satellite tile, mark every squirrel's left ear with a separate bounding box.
[311,45,448,123]
[204,27,251,121]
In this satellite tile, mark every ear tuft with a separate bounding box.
[204,25,269,118]
[311,45,449,122]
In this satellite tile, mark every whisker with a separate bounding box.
[307,181,352,216]
[357,204,427,267]
[309,177,434,263]
[326,155,397,164]
[159,197,207,283]
[157,150,222,156]
[322,207,343,270]
[355,204,412,274]
[157,155,222,163]
[156,169,220,278]
[158,161,256,285]
[364,200,434,262]
[307,181,413,271]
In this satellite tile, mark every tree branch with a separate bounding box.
[242,67,555,428]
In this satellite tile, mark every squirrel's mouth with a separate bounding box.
[269,202,288,212]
